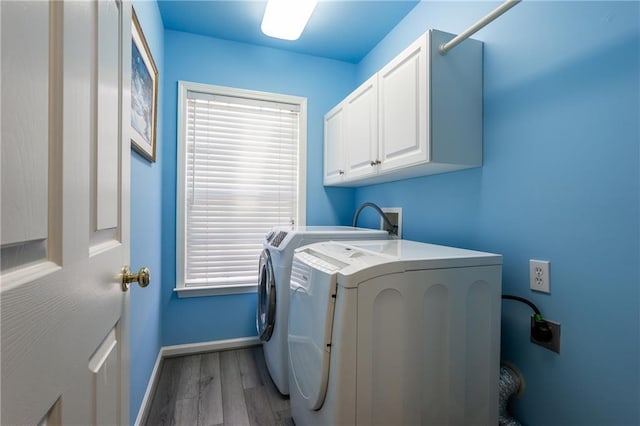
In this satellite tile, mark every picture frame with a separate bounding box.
[131,8,158,162]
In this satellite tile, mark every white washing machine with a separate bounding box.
[256,226,389,395]
[288,240,503,426]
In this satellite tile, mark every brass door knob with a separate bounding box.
[121,266,150,292]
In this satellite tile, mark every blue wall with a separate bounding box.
[129,1,164,423]
[160,30,357,346]
[353,1,640,424]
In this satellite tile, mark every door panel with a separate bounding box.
[96,0,121,231]
[0,1,50,247]
[378,35,429,172]
[92,0,121,249]
[1,1,132,425]
[89,326,121,426]
[345,75,378,180]
[323,104,345,184]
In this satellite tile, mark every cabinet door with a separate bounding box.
[379,33,429,172]
[324,103,346,185]
[345,74,378,180]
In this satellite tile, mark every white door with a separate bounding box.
[1,1,135,425]
[345,74,378,180]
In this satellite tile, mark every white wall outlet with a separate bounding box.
[530,260,550,293]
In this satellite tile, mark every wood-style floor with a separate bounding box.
[144,346,293,426]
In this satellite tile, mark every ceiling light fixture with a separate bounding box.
[261,0,318,41]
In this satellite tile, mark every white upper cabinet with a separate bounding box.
[324,29,483,187]
[323,102,346,185]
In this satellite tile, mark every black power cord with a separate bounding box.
[502,295,553,342]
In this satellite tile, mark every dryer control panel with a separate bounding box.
[270,231,288,247]
[294,242,391,281]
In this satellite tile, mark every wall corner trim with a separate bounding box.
[133,336,261,425]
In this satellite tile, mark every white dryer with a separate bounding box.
[256,226,389,395]
[288,240,503,426]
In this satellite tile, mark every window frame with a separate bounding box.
[175,80,307,298]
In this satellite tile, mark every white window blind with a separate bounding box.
[183,88,301,289]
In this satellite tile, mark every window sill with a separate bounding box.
[174,284,257,298]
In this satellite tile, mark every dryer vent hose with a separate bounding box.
[352,202,398,236]
[499,363,523,426]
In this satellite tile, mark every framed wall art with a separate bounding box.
[131,8,158,162]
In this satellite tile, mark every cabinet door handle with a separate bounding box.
[375,160,382,165]
[339,170,345,175]
[370,161,377,167]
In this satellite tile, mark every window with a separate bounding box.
[176,81,307,297]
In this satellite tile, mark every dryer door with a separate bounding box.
[256,249,276,341]
[288,253,338,410]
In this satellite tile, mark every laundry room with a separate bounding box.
[130,1,639,423]
[1,0,638,425]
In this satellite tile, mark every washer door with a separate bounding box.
[288,255,337,410]
[256,249,276,341]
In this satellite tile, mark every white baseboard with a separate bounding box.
[134,350,163,426]
[133,336,261,425]
[162,336,261,358]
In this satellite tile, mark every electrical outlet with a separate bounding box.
[530,316,561,353]
[530,259,550,293]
